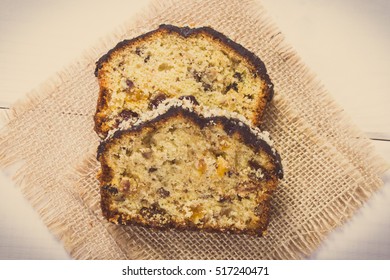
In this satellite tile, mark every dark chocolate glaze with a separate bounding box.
[97,99,283,179]
[94,24,274,101]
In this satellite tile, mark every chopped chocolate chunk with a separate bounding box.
[224,82,238,93]
[191,70,213,91]
[144,54,151,63]
[126,79,134,88]
[135,47,142,56]
[157,187,170,198]
[148,93,168,109]
[148,167,158,173]
[233,72,243,81]
[202,82,212,91]
[244,94,254,100]
[192,70,202,83]
[114,118,121,128]
[178,95,199,105]
[119,109,139,120]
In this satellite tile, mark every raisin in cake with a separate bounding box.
[94,24,274,138]
[97,97,283,236]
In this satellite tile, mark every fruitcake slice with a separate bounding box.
[97,97,283,236]
[94,24,274,138]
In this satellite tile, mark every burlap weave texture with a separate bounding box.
[0,0,387,259]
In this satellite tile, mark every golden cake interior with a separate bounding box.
[96,28,269,136]
[99,114,278,234]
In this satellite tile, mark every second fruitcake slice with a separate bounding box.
[97,97,283,235]
[94,24,274,138]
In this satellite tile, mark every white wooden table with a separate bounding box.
[1,0,389,259]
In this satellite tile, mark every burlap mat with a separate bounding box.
[0,0,388,259]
